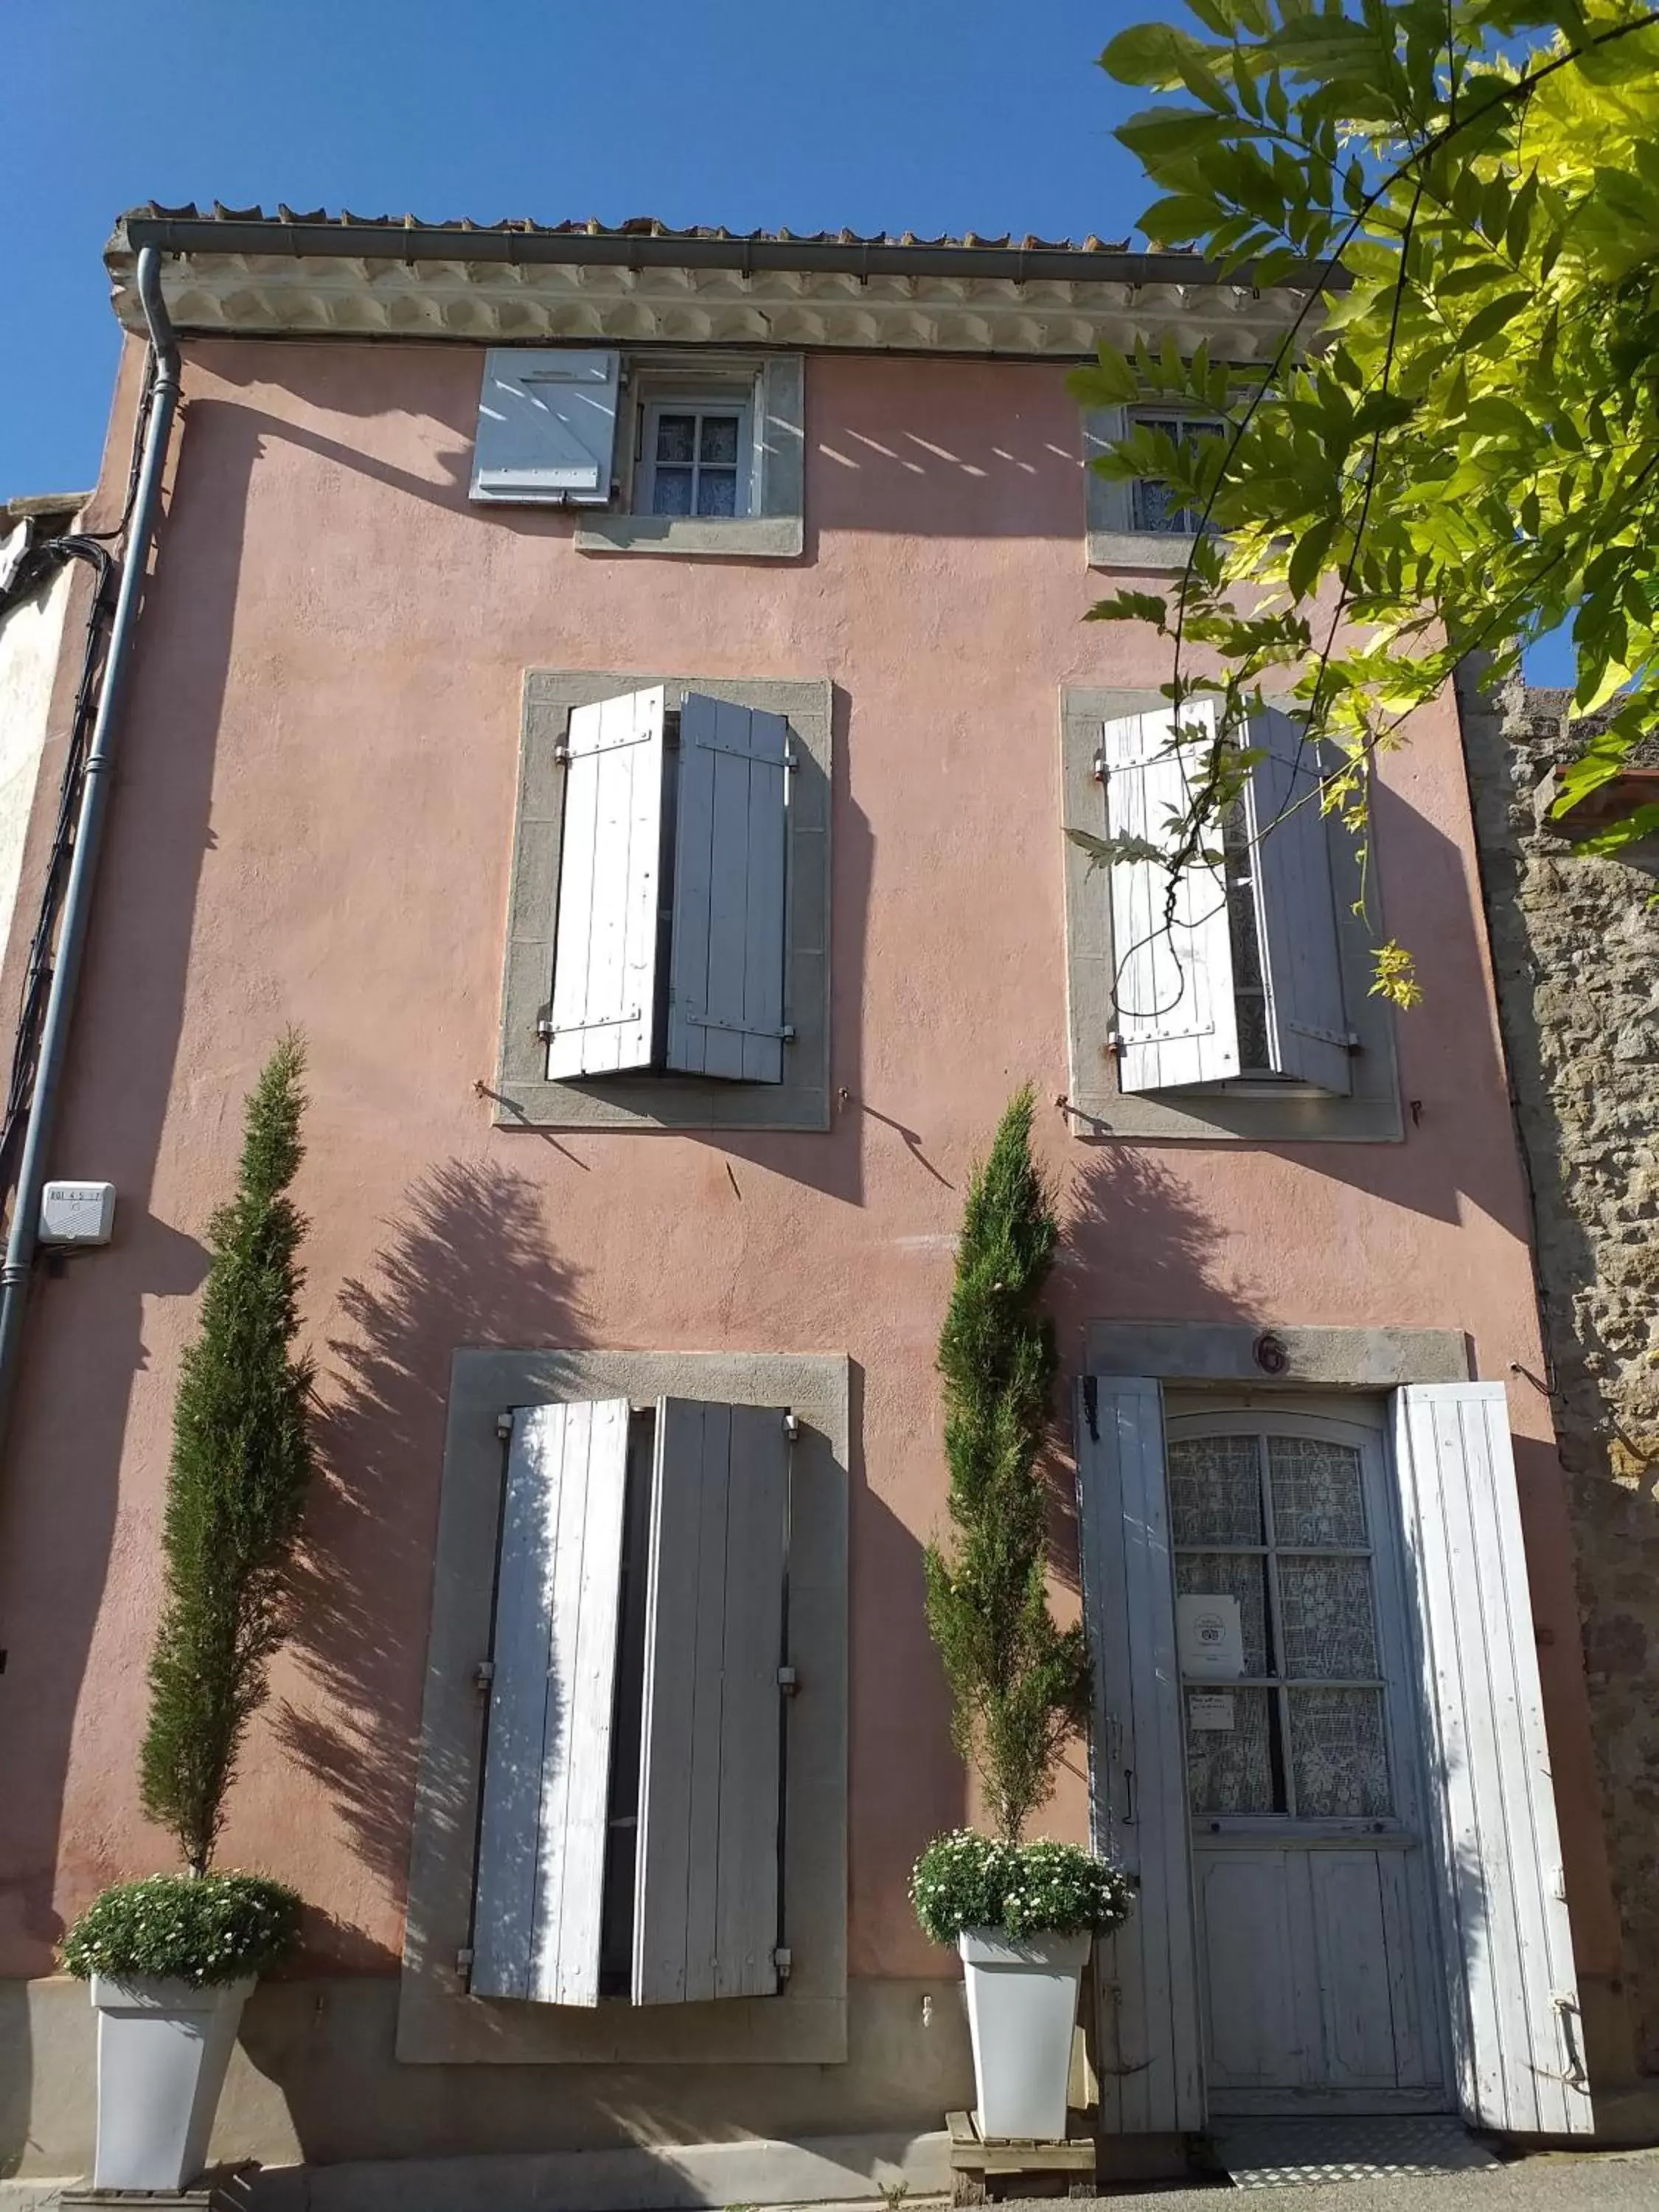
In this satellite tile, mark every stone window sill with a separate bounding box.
[1087,528,1200,573]
[574,513,804,559]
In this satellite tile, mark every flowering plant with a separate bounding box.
[912,1830,1134,1945]
[60,1872,302,1987]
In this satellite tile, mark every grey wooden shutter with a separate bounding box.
[1102,708,1239,1093]
[1075,1376,1205,2131]
[667,695,790,1084]
[1391,1385,1594,2134]
[633,1399,791,2003]
[545,688,667,1079]
[473,1399,630,2007]
[1246,710,1352,1094]
[471,349,621,504]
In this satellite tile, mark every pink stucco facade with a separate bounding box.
[0,329,1630,2147]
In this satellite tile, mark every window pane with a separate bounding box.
[1278,1556,1378,1678]
[652,467,694,516]
[1175,1552,1270,1674]
[699,414,740,465]
[655,414,696,464]
[1236,992,1272,1071]
[1186,1686,1281,1815]
[696,467,739,518]
[1131,476,1185,535]
[1269,1436,1367,1547]
[1168,1435,1262,1545]
[1289,1687,1391,1816]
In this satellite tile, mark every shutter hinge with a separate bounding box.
[540,1007,642,1040]
[495,1411,515,1440]
[474,1660,495,1692]
[773,1946,793,1980]
[777,1666,800,1695]
[782,1410,800,1440]
[554,742,571,765]
[456,1947,474,1975]
[1287,1020,1363,1051]
[1093,750,1108,782]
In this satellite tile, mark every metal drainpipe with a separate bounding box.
[0,246,180,1454]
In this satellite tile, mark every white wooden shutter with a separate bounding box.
[667,695,790,1084]
[633,1399,790,2003]
[1102,706,1239,1093]
[1246,710,1352,1094]
[473,1399,630,2007]
[470,348,621,504]
[1391,1384,1594,2134]
[545,688,667,1078]
[1075,1376,1205,2131]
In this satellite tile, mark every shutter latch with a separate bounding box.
[777,1666,800,1696]
[773,1946,793,1981]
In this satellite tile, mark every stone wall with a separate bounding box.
[1460,670,1659,2077]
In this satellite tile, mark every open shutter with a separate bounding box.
[1246,710,1352,1094]
[470,348,620,504]
[633,1399,790,2003]
[1102,706,1239,1093]
[473,1399,630,2007]
[1075,1376,1205,2132]
[545,688,667,1079]
[667,695,790,1083]
[1391,1385,1594,2134]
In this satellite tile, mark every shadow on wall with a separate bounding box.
[276,1158,585,1965]
[1046,1142,1255,1599]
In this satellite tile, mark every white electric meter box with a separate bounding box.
[39,1180,116,1246]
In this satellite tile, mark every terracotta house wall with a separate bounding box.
[0,337,1625,2076]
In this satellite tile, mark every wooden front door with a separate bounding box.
[1165,1407,1453,2115]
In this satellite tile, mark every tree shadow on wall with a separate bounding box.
[1043,1142,1254,1602]
[275,1158,585,1935]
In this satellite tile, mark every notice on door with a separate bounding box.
[1176,1593,1244,1680]
[1188,1691,1236,1731]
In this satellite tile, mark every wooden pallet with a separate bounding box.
[947,2109,1099,2203]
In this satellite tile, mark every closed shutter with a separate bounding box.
[633,1398,791,2003]
[472,1399,630,2007]
[1102,706,1240,1093]
[1391,1385,1594,2134]
[667,695,790,1084]
[1247,710,1352,1094]
[471,349,621,505]
[1075,1376,1205,2131]
[545,688,667,1079]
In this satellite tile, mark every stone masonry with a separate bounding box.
[1459,670,1659,2077]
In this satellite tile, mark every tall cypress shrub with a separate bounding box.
[139,1034,316,1875]
[924,1085,1090,1841]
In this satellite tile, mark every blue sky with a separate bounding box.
[0,0,1571,679]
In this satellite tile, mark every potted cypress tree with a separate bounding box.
[916,1086,1133,2142]
[59,1036,314,2190]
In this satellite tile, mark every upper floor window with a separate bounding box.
[1127,412,1225,536]
[467,347,804,557]
[639,394,755,519]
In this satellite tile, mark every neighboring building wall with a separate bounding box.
[0,560,72,987]
[0,338,1626,2170]
[1462,673,1659,2079]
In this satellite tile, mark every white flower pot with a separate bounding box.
[959,1927,1090,2142]
[89,1972,254,2189]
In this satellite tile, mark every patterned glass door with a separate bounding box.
[1166,1410,1452,2115]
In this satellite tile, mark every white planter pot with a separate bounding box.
[89,1972,255,2189]
[959,1927,1090,2143]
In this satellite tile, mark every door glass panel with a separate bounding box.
[1288,1687,1392,1816]
[1168,1435,1263,1544]
[1278,1556,1377,1678]
[1268,1436,1367,1546]
[1175,1551,1271,1674]
[1186,1686,1281,1813]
